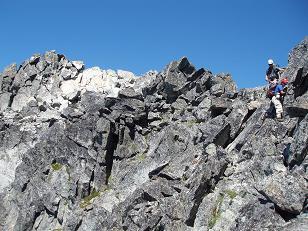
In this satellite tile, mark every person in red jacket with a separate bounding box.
[267,82,285,121]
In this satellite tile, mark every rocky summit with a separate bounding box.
[0,37,307,231]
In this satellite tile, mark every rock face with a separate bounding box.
[0,38,307,231]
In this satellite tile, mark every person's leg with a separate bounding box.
[271,96,283,118]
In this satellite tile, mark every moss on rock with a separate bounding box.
[80,189,100,209]
[208,194,224,229]
[51,162,62,171]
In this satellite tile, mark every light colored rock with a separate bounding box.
[60,68,73,80]
[36,87,55,106]
[72,60,84,70]
[96,189,120,212]
[148,112,161,120]
[205,143,217,156]
[39,109,61,122]
[85,73,112,93]
[103,69,118,79]
[248,100,262,110]
[52,96,69,112]
[106,87,121,98]
[11,88,33,111]
[0,145,27,192]
[70,67,78,79]
[134,71,157,93]
[198,97,212,109]
[60,79,80,100]
[117,70,136,79]
[0,93,11,112]
[81,67,103,87]
[210,83,224,96]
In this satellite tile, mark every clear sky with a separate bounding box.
[0,0,307,88]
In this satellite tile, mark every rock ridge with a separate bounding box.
[0,37,307,231]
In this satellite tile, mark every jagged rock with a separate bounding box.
[283,37,308,117]
[260,171,307,214]
[178,57,196,75]
[36,58,47,72]
[118,87,143,100]
[287,113,308,167]
[149,57,202,103]
[134,70,157,94]
[238,86,267,102]
[210,83,224,96]
[60,68,74,80]
[23,62,39,78]
[229,199,286,231]
[280,217,308,231]
[227,101,249,139]
[72,60,84,70]
[11,87,33,111]
[117,70,136,79]
[44,50,59,64]
[60,79,80,101]
[211,97,232,116]
[0,92,11,112]
[195,115,230,147]
[163,61,189,101]
[81,67,103,87]
[208,73,237,97]
[0,64,17,92]
[0,38,307,231]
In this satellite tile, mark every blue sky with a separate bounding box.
[0,0,307,88]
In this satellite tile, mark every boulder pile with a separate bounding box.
[0,38,307,231]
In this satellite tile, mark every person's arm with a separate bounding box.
[276,66,285,78]
[280,91,285,97]
[265,68,270,81]
[277,66,285,71]
[280,87,286,96]
[278,68,282,78]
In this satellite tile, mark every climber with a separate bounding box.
[266,81,285,121]
[279,77,289,103]
[265,59,283,86]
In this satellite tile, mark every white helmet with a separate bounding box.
[268,59,274,65]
